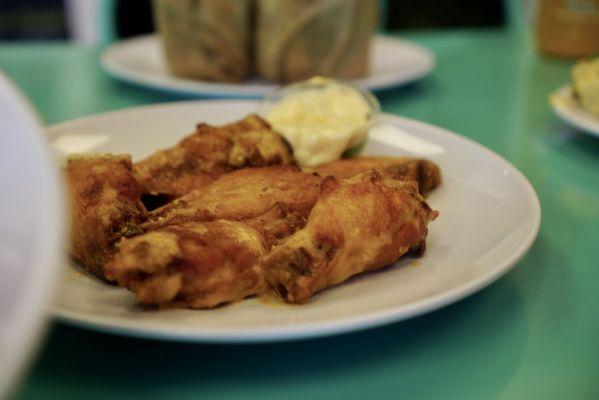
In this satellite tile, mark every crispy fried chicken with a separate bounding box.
[145,165,321,229]
[107,169,437,307]
[313,156,442,196]
[106,220,266,308]
[66,155,147,279]
[66,116,441,308]
[133,114,294,199]
[263,170,438,304]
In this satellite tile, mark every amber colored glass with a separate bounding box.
[536,0,599,58]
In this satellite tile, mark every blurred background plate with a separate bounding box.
[0,71,63,398]
[550,84,599,138]
[48,100,539,343]
[101,35,435,97]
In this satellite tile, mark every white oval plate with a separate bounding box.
[550,84,599,138]
[101,35,435,97]
[48,100,540,343]
[0,72,63,396]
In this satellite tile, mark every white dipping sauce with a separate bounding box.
[266,83,372,167]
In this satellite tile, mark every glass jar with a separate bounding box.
[536,0,599,58]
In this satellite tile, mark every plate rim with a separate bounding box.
[550,84,599,137]
[100,34,435,98]
[47,100,541,343]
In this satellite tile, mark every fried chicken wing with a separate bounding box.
[104,168,437,308]
[133,114,294,198]
[64,112,442,309]
[313,156,442,195]
[263,170,438,304]
[66,155,146,279]
[107,202,310,308]
[106,166,320,308]
[146,165,322,229]
[106,220,267,308]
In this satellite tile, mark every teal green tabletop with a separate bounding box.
[2,29,598,400]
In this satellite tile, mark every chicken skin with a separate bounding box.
[313,156,441,196]
[133,114,294,198]
[66,155,146,279]
[145,165,322,229]
[64,113,442,309]
[107,204,310,308]
[107,169,437,308]
[263,170,438,304]
[106,220,266,308]
[107,166,320,308]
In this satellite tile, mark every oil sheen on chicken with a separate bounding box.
[133,114,295,198]
[263,170,439,304]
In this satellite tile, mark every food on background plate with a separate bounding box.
[572,56,599,115]
[65,113,441,308]
[133,114,294,199]
[261,77,379,167]
[255,0,378,82]
[153,0,252,82]
[152,0,377,83]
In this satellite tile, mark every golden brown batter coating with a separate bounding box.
[64,114,442,309]
[105,164,438,308]
[145,165,322,229]
[66,155,146,279]
[313,156,442,196]
[106,220,267,308]
[133,114,294,198]
[263,170,438,304]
